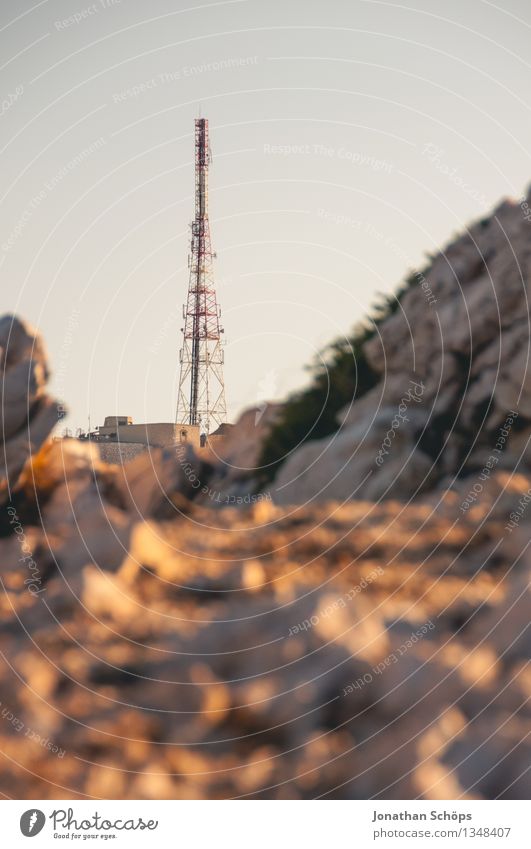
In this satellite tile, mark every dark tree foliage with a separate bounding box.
[256,273,423,485]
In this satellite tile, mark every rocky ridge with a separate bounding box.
[274,197,531,505]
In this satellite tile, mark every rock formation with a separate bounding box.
[274,196,531,505]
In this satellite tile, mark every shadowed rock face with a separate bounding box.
[1,199,531,803]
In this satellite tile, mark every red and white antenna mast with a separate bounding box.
[176,118,227,433]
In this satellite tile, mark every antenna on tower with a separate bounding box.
[176,118,227,434]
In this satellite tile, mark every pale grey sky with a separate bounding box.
[2,0,531,430]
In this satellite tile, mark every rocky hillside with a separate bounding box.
[0,194,530,800]
[269,196,531,505]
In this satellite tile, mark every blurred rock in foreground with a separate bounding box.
[0,304,530,800]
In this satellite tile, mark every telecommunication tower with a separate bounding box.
[175,118,227,433]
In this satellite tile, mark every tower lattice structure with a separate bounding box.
[176,118,227,433]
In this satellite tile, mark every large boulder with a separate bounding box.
[273,404,433,505]
[0,315,60,504]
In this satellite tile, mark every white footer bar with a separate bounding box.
[2,799,526,847]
